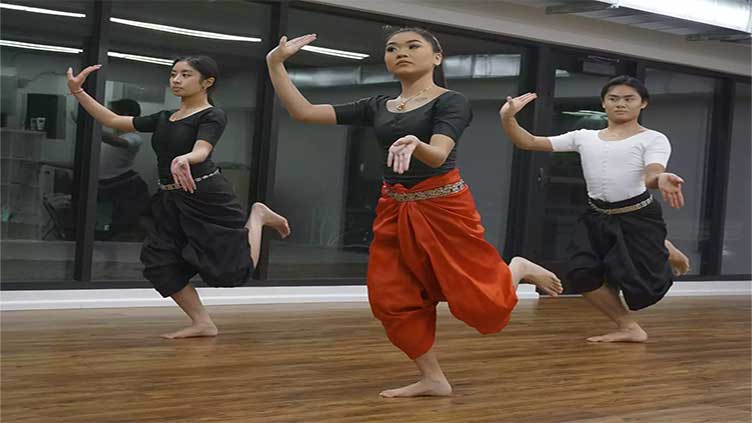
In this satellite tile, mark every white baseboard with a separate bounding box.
[665,280,751,296]
[0,286,364,311]
[1,282,748,311]
[0,285,538,311]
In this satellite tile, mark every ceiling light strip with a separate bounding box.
[0,3,86,18]
[110,17,262,42]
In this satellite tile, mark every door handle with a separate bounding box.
[537,167,547,187]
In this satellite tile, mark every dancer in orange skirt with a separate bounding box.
[266,27,562,397]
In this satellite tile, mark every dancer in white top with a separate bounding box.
[500,75,689,343]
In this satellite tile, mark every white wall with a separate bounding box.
[307,0,751,77]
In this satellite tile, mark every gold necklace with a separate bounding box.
[396,87,431,111]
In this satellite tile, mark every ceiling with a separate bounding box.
[496,0,751,44]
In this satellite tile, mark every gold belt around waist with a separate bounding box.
[158,168,220,191]
[588,195,653,215]
[385,179,466,202]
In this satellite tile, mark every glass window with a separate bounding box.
[92,0,270,280]
[1,0,93,282]
[541,70,614,263]
[268,8,522,279]
[643,68,717,275]
[442,35,522,251]
[722,82,751,275]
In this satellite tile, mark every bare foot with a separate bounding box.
[666,240,690,276]
[252,202,291,238]
[161,322,218,339]
[587,323,647,343]
[511,257,563,296]
[380,377,452,398]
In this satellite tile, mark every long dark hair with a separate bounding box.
[171,55,219,105]
[384,26,447,88]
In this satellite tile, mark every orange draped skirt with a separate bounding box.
[367,168,518,359]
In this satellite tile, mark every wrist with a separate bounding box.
[654,173,668,188]
[186,152,207,165]
[69,88,84,96]
[266,55,283,66]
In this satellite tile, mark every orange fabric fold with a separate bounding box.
[367,169,518,359]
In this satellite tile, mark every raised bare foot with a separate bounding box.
[511,257,564,296]
[379,377,452,398]
[666,241,690,276]
[252,202,291,238]
[587,323,647,343]
[161,322,218,339]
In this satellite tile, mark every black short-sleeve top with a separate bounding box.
[333,90,472,186]
[133,107,226,181]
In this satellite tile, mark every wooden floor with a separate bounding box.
[1,296,750,423]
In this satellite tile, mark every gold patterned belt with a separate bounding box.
[385,179,466,202]
[158,168,220,191]
[588,195,653,215]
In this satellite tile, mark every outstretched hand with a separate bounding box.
[658,172,685,208]
[387,136,419,174]
[499,92,538,120]
[266,34,317,64]
[66,64,101,93]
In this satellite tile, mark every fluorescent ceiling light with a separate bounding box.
[1,39,174,66]
[598,0,751,33]
[0,3,86,18]
[301,45,369,60]
[2,9,367,59]
[108,51,173,66]
[0,39,83,54]
[110,17,262,42]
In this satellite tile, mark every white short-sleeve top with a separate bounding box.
[549,129,671,202]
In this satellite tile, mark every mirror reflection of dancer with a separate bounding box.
[68,56,290,339]
[500,75,690,344]
[97,99,149,240]
[266,28,562,397]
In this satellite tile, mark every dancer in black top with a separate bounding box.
[267,28,561,397]
[68,56,290,339]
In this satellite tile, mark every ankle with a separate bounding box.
[618,320,642,331]
[509,256,525,279]
[420,371,447,383]
[192,319,215,327]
